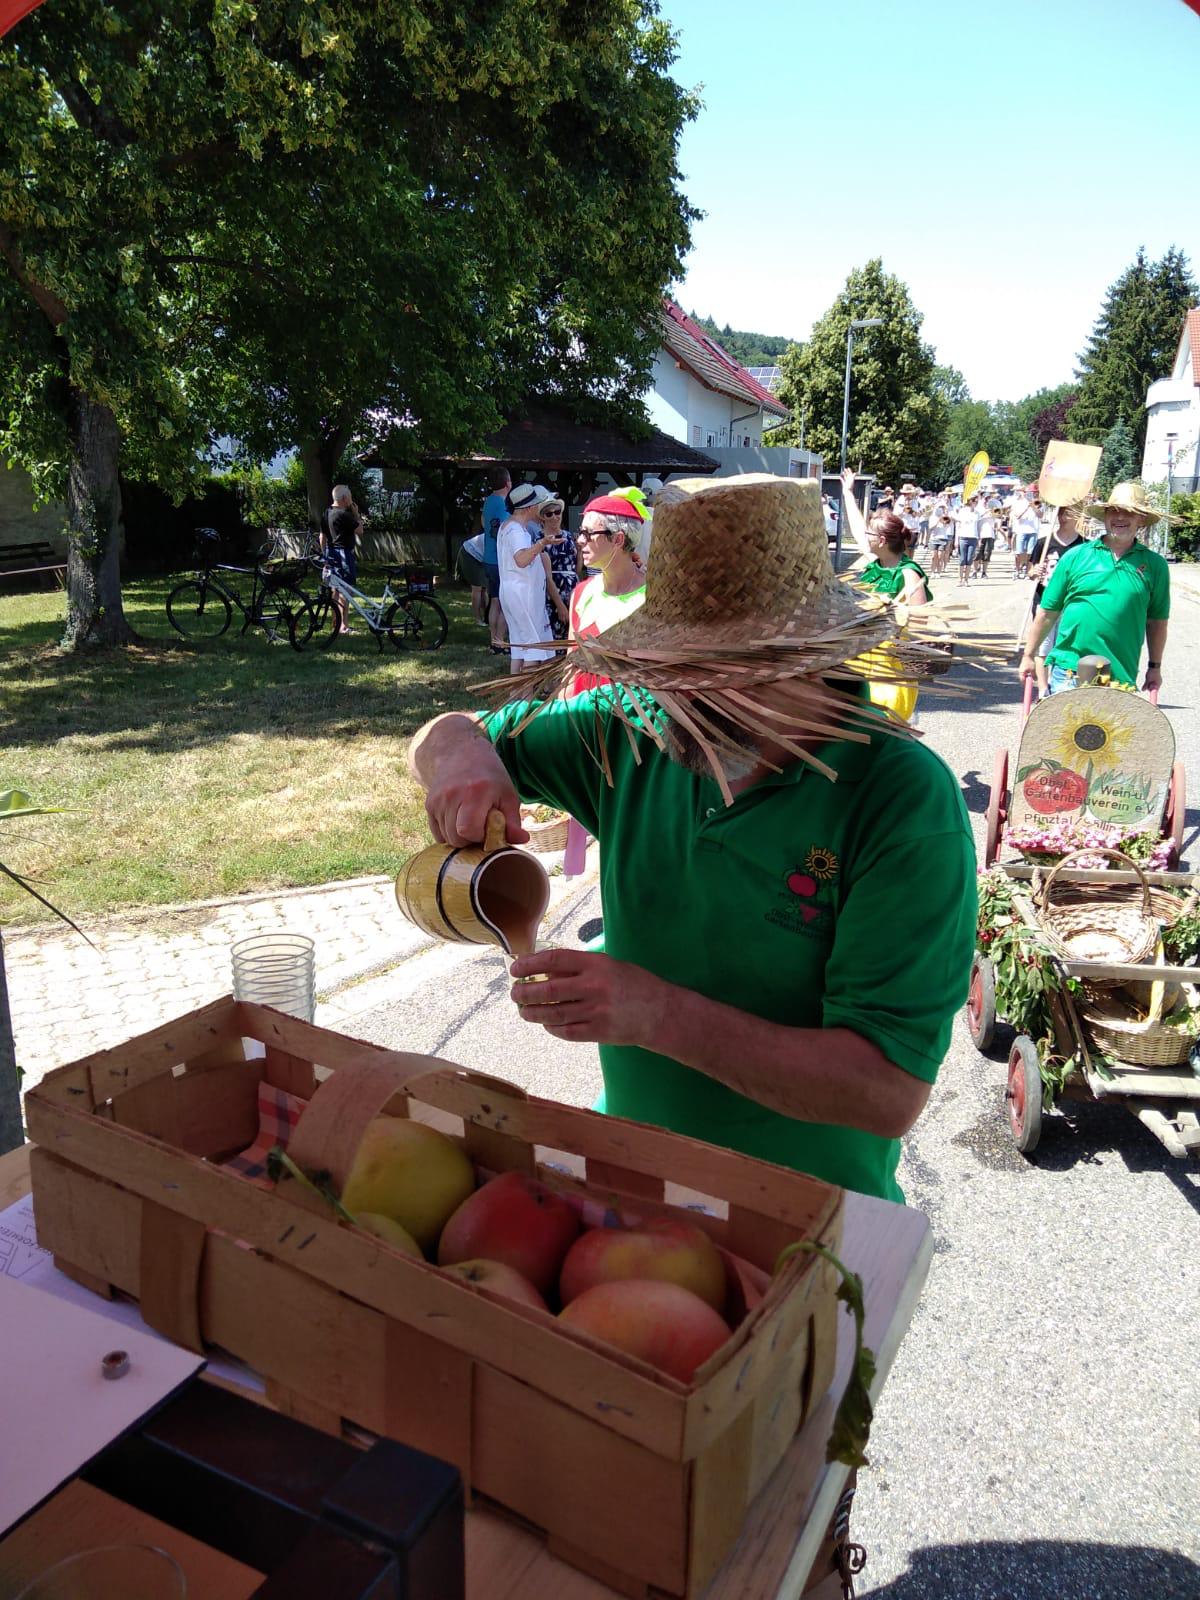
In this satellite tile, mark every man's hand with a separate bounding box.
[509,949,672,1046]
[411,714,529,846]
[1018,653,1038,681]
[839,466,856,496]
[1143,665,1163,694]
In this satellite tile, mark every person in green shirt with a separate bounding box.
[1018,482,1173,694]
[408,475,976,1203]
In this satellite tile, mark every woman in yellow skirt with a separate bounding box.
[838,468,928,721]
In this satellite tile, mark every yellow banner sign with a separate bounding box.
[1036,440,1103,507]
[963,451,989,501]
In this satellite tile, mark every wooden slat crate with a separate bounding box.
[24,997,844,1599]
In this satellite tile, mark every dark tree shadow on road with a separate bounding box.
[861,1539,1200,1599]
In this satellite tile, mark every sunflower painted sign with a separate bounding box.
[1009,686,1174,836]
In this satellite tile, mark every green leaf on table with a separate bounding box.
[773,1239,877,1469]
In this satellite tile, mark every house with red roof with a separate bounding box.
[650,300,791,452]
[1143,306,1200,493]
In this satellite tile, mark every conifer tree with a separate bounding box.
[1069,248,1197,456]
[1095,415,1137,498]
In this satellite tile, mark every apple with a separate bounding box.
[340,1117,475,1253]
[559,1217,726,1311]
[442,1258,548,1312]
[558,1281,730,1383]
[353,1212,422,1258]
[437,1170,580,1295]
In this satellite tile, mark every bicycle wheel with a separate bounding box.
[166,580,232,640]
[257,586,313,648]
[382,596,448,652]
[304,586,341,650]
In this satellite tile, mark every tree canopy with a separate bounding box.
[1068,246,1197,457]
[687,313,796,371]
[0,0,696,640]
[770,259,943,484]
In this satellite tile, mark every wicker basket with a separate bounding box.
[520,809,570,854]
[1036,847,1160,974]
[1079,984,1199,1068]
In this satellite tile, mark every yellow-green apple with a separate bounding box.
[353,1212,422,1257]
[558,1281,730,1382]
[559,1217,726,1311]
[437,1171,579,1295]
[442,1258,548,1311]
[340,1118,475,1252]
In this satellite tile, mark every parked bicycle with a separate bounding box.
[300,554,448,652]
[166,529,317,651]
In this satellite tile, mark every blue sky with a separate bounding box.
[666,0,1200,402]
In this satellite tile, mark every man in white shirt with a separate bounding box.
[953,496,980,587]
[1009,487,1041,580]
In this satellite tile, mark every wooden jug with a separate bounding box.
[395,809,551,956]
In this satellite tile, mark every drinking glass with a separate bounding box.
[14,1543,187,1599]
[230,931,316,1022]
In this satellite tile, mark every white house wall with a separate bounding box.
[1143,376,1200,490]
[647,350,773,450]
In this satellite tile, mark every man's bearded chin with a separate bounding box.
[662,710,761,781]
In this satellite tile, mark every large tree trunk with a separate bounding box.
[62,386,136,648]
[301,411,355,531]
[0,933,22,1155]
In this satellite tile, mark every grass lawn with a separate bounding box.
[0,569,501,925]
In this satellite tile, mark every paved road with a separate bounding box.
[353,547,1200,1598]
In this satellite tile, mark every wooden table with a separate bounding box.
[0,1144,931,1599]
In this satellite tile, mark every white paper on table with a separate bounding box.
[0,1194,265,1393]
[0,1273,205,1536]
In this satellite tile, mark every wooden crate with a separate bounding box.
[24,997,844,1599]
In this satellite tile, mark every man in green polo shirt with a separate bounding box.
[408,475,977,1204]
[1018,482,1171,694]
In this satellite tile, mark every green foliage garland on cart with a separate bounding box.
[976,870,1083,1107]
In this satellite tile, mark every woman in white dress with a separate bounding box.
[496,483,559,674]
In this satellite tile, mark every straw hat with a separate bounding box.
[1084,481,1176,525]
[494,475,964,796]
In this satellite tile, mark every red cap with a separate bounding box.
[583,494,645,521]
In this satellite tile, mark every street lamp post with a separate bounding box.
[835,317,883,568]
[1164,432,1178,554]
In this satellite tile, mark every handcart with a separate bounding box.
[984,677,1186,868]
[968,848,1200,1160]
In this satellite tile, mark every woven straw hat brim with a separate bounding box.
[595,563,893,668]
[1084,485,1179,525]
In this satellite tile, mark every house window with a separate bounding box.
[742,435,751,447]
[692,424,702,446]
[706,432,717,448]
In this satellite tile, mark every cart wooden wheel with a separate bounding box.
[966,953,997,1050]
[984,749,1009,867]
[1164,761,1186,865]
[1005,1035,1043,1155]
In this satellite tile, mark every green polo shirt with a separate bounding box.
[482,690,976,1202]
[1041,537,1170,686]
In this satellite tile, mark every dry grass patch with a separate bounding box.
[1,573,491,923]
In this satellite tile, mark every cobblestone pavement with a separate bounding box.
[8,853,598,1096]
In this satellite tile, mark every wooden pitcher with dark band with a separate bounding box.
[395,809,551,956]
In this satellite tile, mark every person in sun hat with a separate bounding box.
[496,481,556,675]
[569,493,648,693]
[1019,481,1174,695]
[409,474,975,1205]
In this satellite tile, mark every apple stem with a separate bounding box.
[267,1144,358,1225]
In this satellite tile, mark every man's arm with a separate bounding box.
[1019,605,1059,679]
[510,952,929,1138]
[1144,617,1168,692]
[408,712,528,845]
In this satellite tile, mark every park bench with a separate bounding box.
[0,540,67,587]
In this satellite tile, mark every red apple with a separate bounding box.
[442,1258,547,1312]
[437,1170,579,1295]
[558,1281,730,1383]
[559,1217,726,1311]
